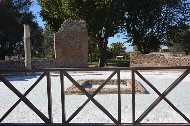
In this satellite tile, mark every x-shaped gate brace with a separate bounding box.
[132,69,190,124]
[61,70,121,124]
[0,72,52,124]
[1,68,190,125]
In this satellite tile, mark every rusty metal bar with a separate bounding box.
[63,71,118,124]
[134,70,162,97]
[66,98,89,124]
[117,70,121,124]
[135,69,190,124]
[60,71,66,124]
[134,70,190,123]
[163,69,190,96]
[131,69,136,125]
[65,71,117,123]
[0,72,46,123]
[0,123,190,126]
[0,66,190,73]
[0,74,49,123]
[46,72,53,123]
[163,97,190,123]
[24,66,190,70]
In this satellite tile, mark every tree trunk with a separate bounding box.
[0,49,5,60]
[98,37,108,67]
[98,38,105,67]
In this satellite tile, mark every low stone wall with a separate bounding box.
[0,60,26,70]
[0,58,87,70]
[65,79,146,94]
[130,54,190,67]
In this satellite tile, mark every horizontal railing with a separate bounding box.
[0,66,190,126]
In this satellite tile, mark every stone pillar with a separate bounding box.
[24,24,31,69]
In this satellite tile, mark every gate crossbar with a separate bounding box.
[63,70,118,124]
[0,72,51,124]
[0,72,46,123]
[134,69,190,124]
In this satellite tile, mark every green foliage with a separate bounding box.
[0,0,44,59]
[107,59,129,67]
[169,25,190,52]
[109,42,126,58]
[38,0,72,32]
[89,59,129,67]
[125,0,162,54]
[125,0,190,54]
[42,29,54,58]
[30,23,44,58]
[67,0,127,37]
[88,39,100,62]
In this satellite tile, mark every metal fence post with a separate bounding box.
[46,71,53,123]
[132,69,136,125]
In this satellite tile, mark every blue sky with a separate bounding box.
[30,0,134,52]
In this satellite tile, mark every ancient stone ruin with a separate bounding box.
[65,79,148,95]
[130,53,190,67]
[54,20,88,67]
[0,20,89,70]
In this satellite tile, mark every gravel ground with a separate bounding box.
[0,70,190,123]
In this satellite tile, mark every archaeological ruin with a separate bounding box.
[0,20,89,70]
[54,20,88,67]
[65,79,148,95]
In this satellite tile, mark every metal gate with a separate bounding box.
[0,67,190,126]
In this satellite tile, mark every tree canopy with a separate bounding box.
[0,0,44,60]
[109,42,126,58]
[38,0,190,65]
[38,0,127,67]
[169,24,190,52]
[42,28,54,58]
[125,0,190,54]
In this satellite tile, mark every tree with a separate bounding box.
[169,24,190,53]
[38,0,127,67]
[124,0,163,54]
[88,38,99,62]
[124,0,190,54]
[109,42,126,58]
[0,0,44,60]
[30,23,45,58]
[42,29,54,58]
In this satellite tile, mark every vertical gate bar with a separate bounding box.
[117,70,121,123]
[60,71,66,124]
[132,69,136,125]
[46,71,53,123]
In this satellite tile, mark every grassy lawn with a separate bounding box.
[174,55,190,58]
[89,59,130,67]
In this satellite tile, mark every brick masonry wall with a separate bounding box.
[54,20,88,67]
[130,54,190,67]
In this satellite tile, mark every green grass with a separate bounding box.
[174,55,190,58]
[88,59,130,67]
